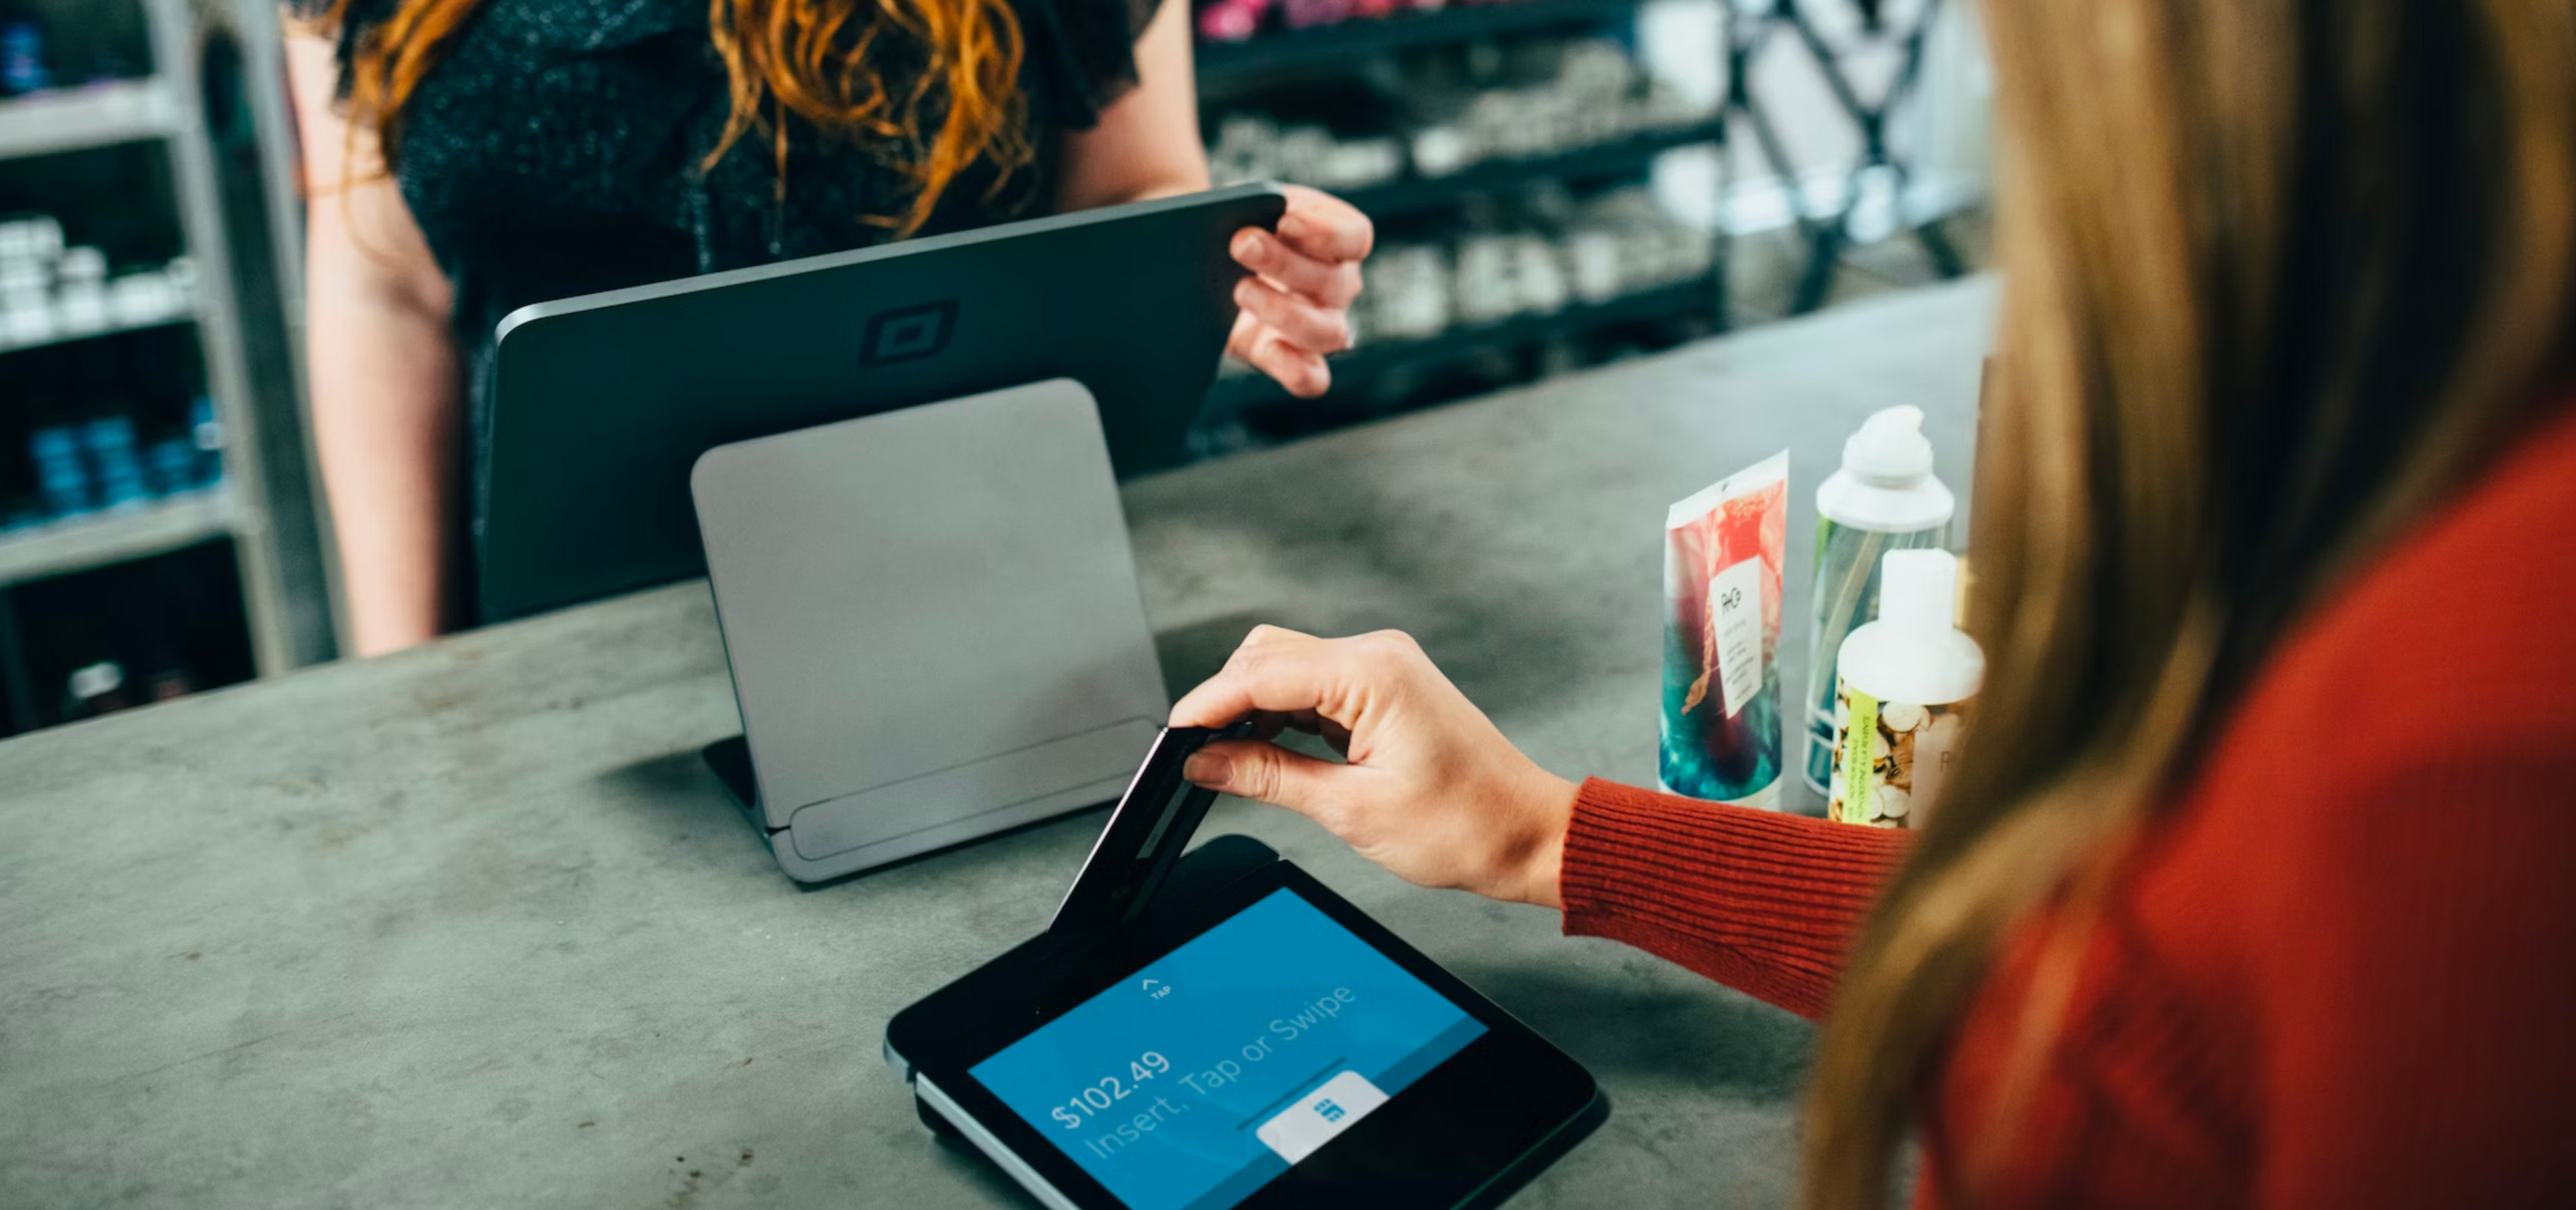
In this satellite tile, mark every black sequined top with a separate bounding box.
[300,0,1157,616]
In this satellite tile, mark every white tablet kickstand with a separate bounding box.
[689,379,1172,882]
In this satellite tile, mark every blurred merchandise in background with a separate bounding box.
[0,0,324,739]
[0,213,197,351]
[1189,0,1990,448]
[1202,185,1716,451]
[1205,39,1716,194]
[1335,187,1712,346]
[0,0,146,97]
[1,11,51,97]
[3,338,223,531]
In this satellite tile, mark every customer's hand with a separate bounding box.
[1170,626,1576,909]
[1229,185,1371,398]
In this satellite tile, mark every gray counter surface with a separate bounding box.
[1,279,1992,1209]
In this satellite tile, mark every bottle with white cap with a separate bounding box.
[1828,549,1983,828]
[1801,406,1955,800]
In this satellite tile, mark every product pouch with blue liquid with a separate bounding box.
[1660,451,1789,810]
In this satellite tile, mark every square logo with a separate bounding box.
[862,300,958,367]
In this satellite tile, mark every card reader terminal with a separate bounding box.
[886,727,1608,1210]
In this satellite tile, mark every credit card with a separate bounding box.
[1049,722,1251,936]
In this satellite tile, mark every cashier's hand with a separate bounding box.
[1228,186,1372,398]
[1170,626,1576,910]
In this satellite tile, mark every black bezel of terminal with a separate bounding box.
[886,727,1608,1210]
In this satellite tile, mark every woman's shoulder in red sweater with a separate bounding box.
[2233,399,2576,764]
[2161,398,2576,882]
[2096,398,2576,1207]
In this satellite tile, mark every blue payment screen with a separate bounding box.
[968,889,1487,1210]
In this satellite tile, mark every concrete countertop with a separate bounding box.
[0,279,1994,1209]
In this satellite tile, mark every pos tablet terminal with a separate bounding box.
[887,727,1608,1210]
[482,185,1289,883]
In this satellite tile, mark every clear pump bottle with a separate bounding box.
[1802,406,1954,799]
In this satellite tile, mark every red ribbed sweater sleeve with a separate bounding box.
[1558,779,1909,1021]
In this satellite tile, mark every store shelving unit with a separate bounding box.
[0,303,193,356]
[0,491,232,588]
[0,0,324,732]
[0,77,181,160]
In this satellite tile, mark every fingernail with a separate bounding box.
[1234,280,1255,306]
[1184,751,1230,788]
[1277,215,1309,243]
[1237,231,1269,262]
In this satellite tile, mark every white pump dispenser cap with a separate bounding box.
[1843,406,1935,486]
[1817,406,1952,535]
[1878,548,1959,632]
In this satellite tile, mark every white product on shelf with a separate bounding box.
[1465,91,1539,161]
[3,283,54,345]
[1366,244,1451,341]
[53,245,110,334]
[1317,138,1404,191]
[1207,115,1279,187]
[1411,126,1471,178]
[1275,126,1338,187]
[1511,235,1568,314]
[0,227,199,344]
[108,271,181,326]
[69,661,127,702]
[1567,186,1716,295]
[1453,235,1519,324]
[56,245,107,283]
[53,277,108,334]
[0,215,61,261]
[1567,230,1622,304]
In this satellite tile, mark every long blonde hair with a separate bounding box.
[1807,3,2576,1206]
[306,0,1031,236]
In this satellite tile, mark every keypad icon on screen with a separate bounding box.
[1257,1072,1390,1162]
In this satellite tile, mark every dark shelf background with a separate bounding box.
[1196,0,1653,84]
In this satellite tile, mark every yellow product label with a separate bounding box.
[1831,679,1973,829]
[1834,681,1879,826]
